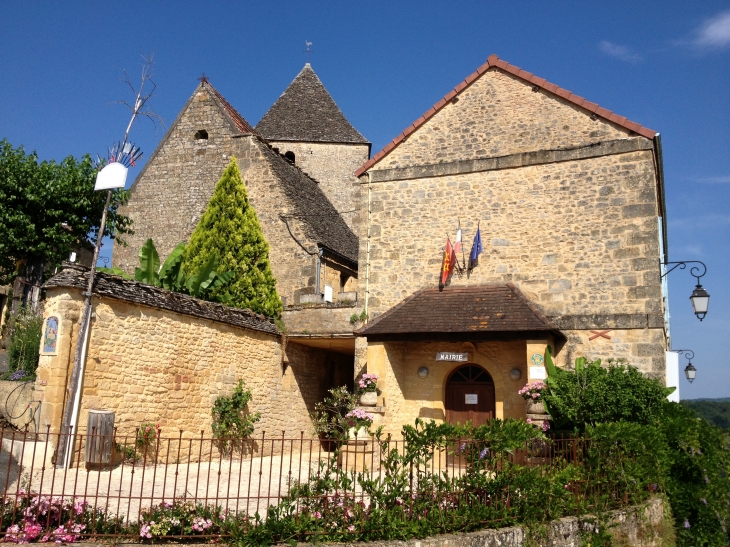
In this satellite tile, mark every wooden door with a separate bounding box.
[445,364,495,426]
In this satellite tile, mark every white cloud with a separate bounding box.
[599,40,643,63]
[694,9,730,48]
[695,175,730,184]
[669,214,730,229]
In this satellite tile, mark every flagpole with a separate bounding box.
[446,235,463,275]
[459,219,466,271]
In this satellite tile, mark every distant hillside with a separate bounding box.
[681,398,730,429]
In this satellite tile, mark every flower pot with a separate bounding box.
[359,391,378,406]
[526,399,545,414]
[348,426,370,441]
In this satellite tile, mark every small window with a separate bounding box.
[284,151,295,163]
[194,129,208,140]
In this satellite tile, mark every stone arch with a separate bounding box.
[442,351,506,420]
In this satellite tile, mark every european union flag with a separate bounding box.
[468,225,482,270]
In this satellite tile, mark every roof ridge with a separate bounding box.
[201,80,260,136]
[356,54,657,176]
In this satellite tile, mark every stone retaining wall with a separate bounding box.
[302,497,668,547]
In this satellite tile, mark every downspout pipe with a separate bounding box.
[315,246,323,298]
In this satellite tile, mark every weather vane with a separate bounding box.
[303,41,313,63]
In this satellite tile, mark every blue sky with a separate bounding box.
[1,2,729,399]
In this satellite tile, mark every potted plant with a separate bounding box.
[356,373,380,406]
[343,408,374,441]
[519,381,548,414]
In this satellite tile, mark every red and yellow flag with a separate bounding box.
[440,239,457,288]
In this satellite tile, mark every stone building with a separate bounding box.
[353,55,670,434]
[110,66,368,427]
[36,53,672,440]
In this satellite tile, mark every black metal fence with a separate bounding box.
[0,425,630,542]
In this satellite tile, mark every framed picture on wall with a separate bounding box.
[40,315,61,355]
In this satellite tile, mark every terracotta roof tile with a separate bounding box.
[355,54,657,176]
[356,284,564,340]
[202,81,259,136]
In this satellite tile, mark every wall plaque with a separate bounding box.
[465,394,478,404]
[436,352,468,362]
[41,315,60,355]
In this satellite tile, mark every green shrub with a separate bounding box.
[542,347,730,546]
[6,307,42,378]
[211,380,261,454]
[542,351,671,431]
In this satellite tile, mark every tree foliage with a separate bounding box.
[542,347,672,431]
[100,238,234,303]
[0,139,132,284]
[543,347,730,546]
[181,157,282,317]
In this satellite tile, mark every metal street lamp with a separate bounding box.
[673,350,697,384]
[661,261,710,321]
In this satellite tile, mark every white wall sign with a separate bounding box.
[465,394,478,405]
[94,162,128,191]
[529,366,547,380]
[436,352,468,362]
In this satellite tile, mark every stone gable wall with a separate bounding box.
[112,87,339,308]
[357,149,666,375]
[115,86,251,272]
[35,287,328,443]
[377,69,631,170]
[268,141,369,232]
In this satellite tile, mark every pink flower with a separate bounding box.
[526,419,532,424]
[348,525,355,532]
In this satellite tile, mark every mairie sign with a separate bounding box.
[436,352,468,362]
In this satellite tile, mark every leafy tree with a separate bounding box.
[181,157,282,317]
[0,139,132,288]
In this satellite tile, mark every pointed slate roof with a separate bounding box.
[356,54,657,176]
[256,64,368,144]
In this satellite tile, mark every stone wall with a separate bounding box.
[0,381,35,429]
[304,497,668,547]
[283,304,358,335]
[35,284,327,444]
[268,141,369,231]
[358,146,666,376]
[114,85,251,271]
[379,68,631,170]
[365,341,527,436]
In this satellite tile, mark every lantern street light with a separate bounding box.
[673,350,697,384]
[661,261,710,321]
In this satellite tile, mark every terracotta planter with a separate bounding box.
[359,391,378,406]
[526,399,546,414]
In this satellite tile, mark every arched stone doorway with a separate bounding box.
[445,364,496,426]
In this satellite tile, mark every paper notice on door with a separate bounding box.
[465,394,478,405]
